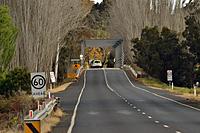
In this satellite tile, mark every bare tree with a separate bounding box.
[109,0,187,62]
[0,0,91,74]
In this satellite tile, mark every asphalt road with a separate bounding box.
[53,68,200,133]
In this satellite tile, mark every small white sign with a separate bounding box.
[80,54,83,60]
[167,70,173,81]
[50,72,56,83]
[31,72,46,98]
[71,59,80,62]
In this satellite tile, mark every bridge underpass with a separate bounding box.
[80,39,124,68]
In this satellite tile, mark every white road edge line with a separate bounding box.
[67,70,87,133]
[122,70,200,112]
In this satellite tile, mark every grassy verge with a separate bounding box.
[139,77,200,98]
[0,93,37,132]
[131,64,144,72]
[41,108,64,133]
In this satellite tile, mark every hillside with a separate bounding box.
[109,0,188,62]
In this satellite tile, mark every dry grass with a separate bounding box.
[139,77,200,101]
[41,108,64,133]
[1,108,64,133]
[50,82,72,94]
[0,93,36,133]
[0,94,36,132]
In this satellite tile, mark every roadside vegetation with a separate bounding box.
[139,77,200,96]
[0,5,35,131]
[0,1,110,131]
[132,1,200,88]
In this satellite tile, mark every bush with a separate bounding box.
[0,94,36,130]
[0,68,31,96]
[132,26,194,88]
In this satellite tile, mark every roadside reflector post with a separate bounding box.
[172,82,174,90]
[48,92,51,99]
[24,119,41,133]
[39,105,42,110]
[194,85,197,97]
[37,101,40,111]
[29,110,34,119]
[50,83,53,90]
[43,102,46,109]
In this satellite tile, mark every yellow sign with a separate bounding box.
[67,73,77,79]
[73,64,80,69]
[24,120,41,133]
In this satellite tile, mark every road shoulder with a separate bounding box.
[125,69,200,109]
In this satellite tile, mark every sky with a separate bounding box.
[91,0,103,4]
[91,0,191,6]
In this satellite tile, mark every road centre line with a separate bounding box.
[67,71,87,133]
[103,69,183,131]
[122,70,200,112]
[103,69,184,132]
[103,68,115,92]
[163,125,169,128]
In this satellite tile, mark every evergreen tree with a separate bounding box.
[132,27,194,87]
[0,5,17,72]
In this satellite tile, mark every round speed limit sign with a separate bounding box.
[31,74,46,89]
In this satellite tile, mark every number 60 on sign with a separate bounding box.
[31,72,46,98]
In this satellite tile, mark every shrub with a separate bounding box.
[132,26,194,88]
[0,68,31,96]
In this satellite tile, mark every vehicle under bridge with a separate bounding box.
[80,39,124,68]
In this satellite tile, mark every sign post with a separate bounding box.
[194,82,199,97]
[31,72,46,98]
[50,72,56,90]
[167,70,173,90]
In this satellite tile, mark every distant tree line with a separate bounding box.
[132,1,200,87]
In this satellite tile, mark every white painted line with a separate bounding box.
[137,109,141,112]
[103,69,114,92]
[163,125,169,128]
[148,116,152,119]
[133,106,137,109]
[123,70,200,112]
[142,112,146,115]
[176,131,182,133]
[155,120,159,123]
[88,68,103,71]
[67,71,87,133]
[130,104,133,106]
[104,68,121,70]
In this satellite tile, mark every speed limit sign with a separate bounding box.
[31,72,46,98]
